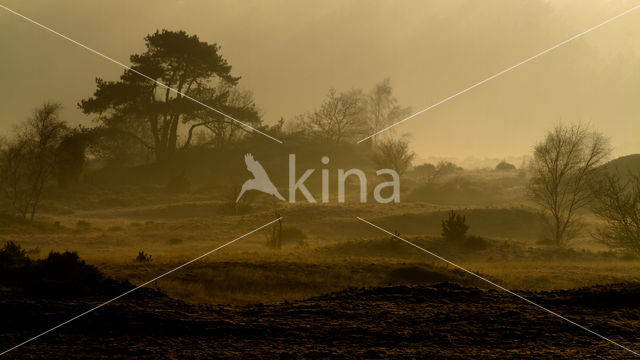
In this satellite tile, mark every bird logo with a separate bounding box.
[236,153,285,202]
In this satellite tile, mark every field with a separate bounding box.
[2,175,640,358]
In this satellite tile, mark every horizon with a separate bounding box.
[1,0,639,160]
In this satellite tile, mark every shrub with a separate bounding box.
[464,235,489,250]
[135,251,152,262]
[167,237,183,245]
[0,241,30,267]
[412,163,437,178]
[495,161,516,171]
[441,210,469,242]
[37,251,103,285]
[0,244,104,294]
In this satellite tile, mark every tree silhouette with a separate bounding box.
[371,136,415,175]
[79,29,259,163]
[528,123,610,246]
[303,88,367,143]
[0,103,68,221]
[364,78,411,145]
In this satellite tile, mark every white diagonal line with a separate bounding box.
[0,217,282,357]
[358,3,640,143]
[0,4,283,144]
[356,217,640,357]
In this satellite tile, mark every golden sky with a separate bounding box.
[0,0,638,162]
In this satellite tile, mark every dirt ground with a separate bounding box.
[2,282,639,359]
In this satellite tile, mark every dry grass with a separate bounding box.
[3,181,638,306]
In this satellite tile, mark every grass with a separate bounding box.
[3,182,638,305]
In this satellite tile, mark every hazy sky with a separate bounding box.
[0,0,639,162]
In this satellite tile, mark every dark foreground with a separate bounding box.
[1,282,640,359]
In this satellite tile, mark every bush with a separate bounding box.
[464,235,489,250]
[135,251,152,262]
[412,163,437,178]
[37,251,103,285]
[167,237,183,245]
[0,241,30,267]
[441,210,469,242]
[0,242,105,295]
[495,161,516,171]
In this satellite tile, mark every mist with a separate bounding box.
[1,0,639,162]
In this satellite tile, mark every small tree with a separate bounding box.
[303,88,367,143]
[364,78,411,144]
[441,211,469,242]
[371,136,415,176]
[528,123,610,246]
[0,103,68,221]
[135,251,152,262]
[590,171,640,255]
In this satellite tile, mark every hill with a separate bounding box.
[603,154,640,174]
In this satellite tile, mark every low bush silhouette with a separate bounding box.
[440,211,489,251]
[36,251,103,286]
[441,211,469,242]
[135,251,152,262]
[463,235,489,250]
[0,241,112,296]
[0,241,30,267]
[495,161,516,171]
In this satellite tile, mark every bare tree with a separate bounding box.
[528,123,610,246]
[0,103,67,221]
[590,170,640,255]
[371,136,415,176]
[364,78,411,144]
[304,88,367,143]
